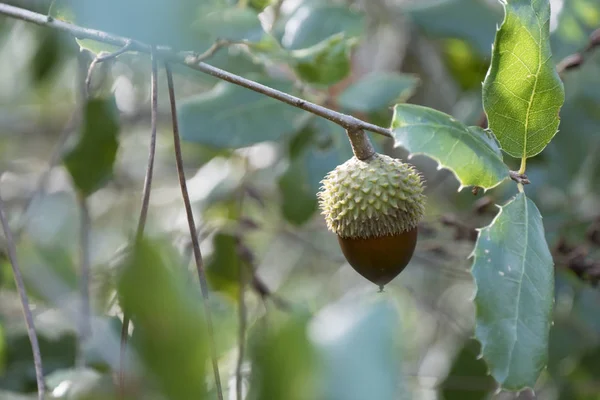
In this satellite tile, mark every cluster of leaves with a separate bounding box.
[0,0,600,399]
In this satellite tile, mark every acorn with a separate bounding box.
[318,152,426,289]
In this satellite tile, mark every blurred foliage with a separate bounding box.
[0,0,598,399]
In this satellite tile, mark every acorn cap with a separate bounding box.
[318,154,425,239]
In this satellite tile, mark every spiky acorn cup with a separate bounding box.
[318,139,425,290]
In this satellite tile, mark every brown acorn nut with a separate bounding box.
[318,154,425,288]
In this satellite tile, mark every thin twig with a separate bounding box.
[76,193,91,368]
[120,45,159,396]
[0,195,46,399]
[165,62,224,400]
[0,3,393,139]
[189,39,243,63]
[136,47,158,238]
[85,40,132,95]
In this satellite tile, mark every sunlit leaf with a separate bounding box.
[117,237,209,400]
[338,72,419,113]
[471,192,554,390]
[391,104,509,190]
[290,33,355,85]
[63,97,119,196]
[482,0,565,159]
[179,79,306,149]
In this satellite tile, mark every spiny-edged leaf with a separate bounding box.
[117,237,208,400]
[314,298,404,400]
[290,33,355,85]
[247,314,318,400]
[402,0,502,56]
[179,79,306,149]
[338,72,419,113]
[471,192,554,390]
[441,339,496,400]
[206,232,241,300]
[482,0,565,159]
[390,104,509,190]
[279,3,364,50]
[63,97,119,196]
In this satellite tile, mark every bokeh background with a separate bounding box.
[0,0,599,399]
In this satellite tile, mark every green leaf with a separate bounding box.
[117,237,209,400]
[542,51,600,191]
[550,0,600,61]
[442,339,496,400]
[402,0,502,56]
[279,3,364,50]
[45,368,117,399]
[482,0,565,159]
[247,314,318,400]
[249,0,273,12]
[193,7,265,43]
[29,29,70,84]
[179,79,306,149]
[1,322,76,393]
[314,298,404,400]
[390,104,509,190]
[278,155,319,226]
[290,33,355,85]
[63,97,119,196]
[206,232,241,300]
[471,192,554,390]
[338,72,419,113]
[65,0,205,50]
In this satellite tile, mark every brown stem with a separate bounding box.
[85,40,132,95]
[0,195,46,399]
[0,3,393,139]
[165,62,224,400]
[120,46,159,396]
